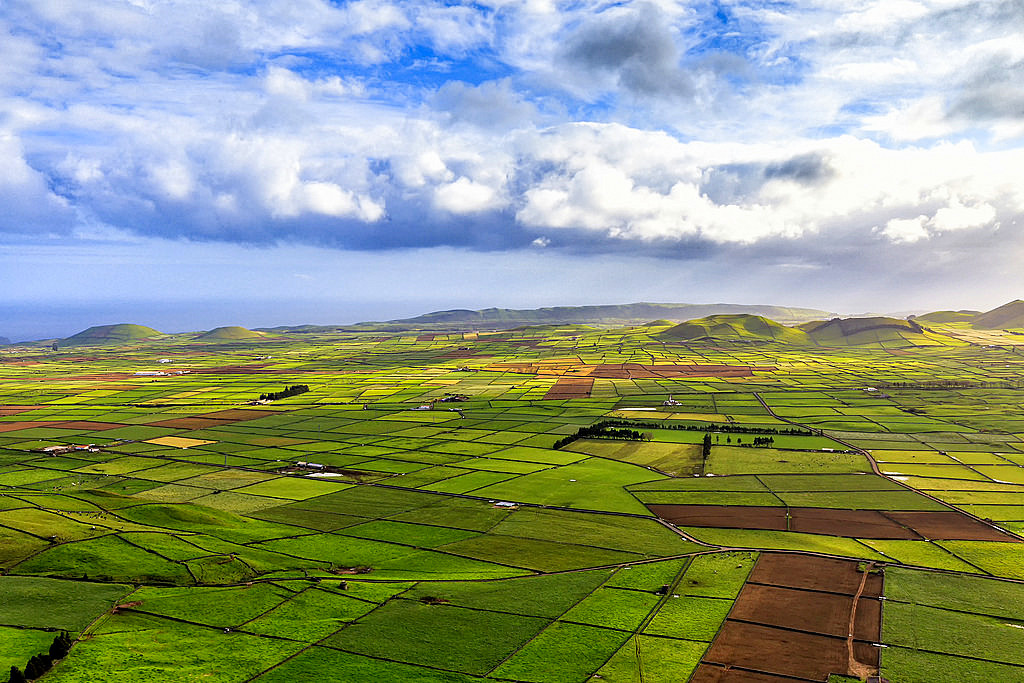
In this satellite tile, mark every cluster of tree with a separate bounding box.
[748,436,775,447]
[602,419,811,437]
[701,433,712,460]
[553,421,651,449]
[8,632,72,682]
[259,385,309,401]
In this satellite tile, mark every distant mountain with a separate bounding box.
[61,324,163,346]
[660,314,811,344]
[914,310,980,323]
[972,300,1024,329]
[196,326,267,340]
[373,302,836,330]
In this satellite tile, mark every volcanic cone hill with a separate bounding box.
[915,310,980,323]
[659,314,812,344]
[196,326,267,340]
[61,324,163,346]
[971,300,1024,329]
[799,316,931,345]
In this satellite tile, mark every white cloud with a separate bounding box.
[434,177,501,214]
[879,216,930,243]
[930,200,997,232]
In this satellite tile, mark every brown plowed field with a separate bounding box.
[0,421,63,433]
[200,409,279,421]
[689,664,798,682]
[702,621,855,681]
[650,504,1014,541]
[883,510,1019,541]
[697,554,882,682]
[788,508,921,539]
[152,409,278,429]
[746,554,883,596]
[0,406,45,416]
[648,504,788,531]
[149,417,233,430]
[728,584,881,640]
[543,377,594,400]
[50,421,127,431]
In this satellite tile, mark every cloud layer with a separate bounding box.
[1,0,1023,264]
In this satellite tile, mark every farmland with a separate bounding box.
[3,314,1024,681]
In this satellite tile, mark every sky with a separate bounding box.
[3,0,1024,340]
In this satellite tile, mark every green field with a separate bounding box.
[3,316,1024,681]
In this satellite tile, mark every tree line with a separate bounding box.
[552,421,651,449]
[601,418,811,436]
[259,385,309,401]
[8,632,72,682]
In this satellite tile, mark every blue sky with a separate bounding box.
[2,0,1024,339]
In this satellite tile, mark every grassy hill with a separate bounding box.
[800,317,935,345]
[196,326,267,340]
[972,300,1024,329]
[659,314,956,347]
[660,315,811,344]
[915,310,980,323]
[60,324,163,346]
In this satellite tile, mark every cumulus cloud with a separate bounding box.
[0,0,1022,274]
[0,133,75,234]
[560,3,692,98]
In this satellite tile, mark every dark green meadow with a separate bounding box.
[2,321,1024,681]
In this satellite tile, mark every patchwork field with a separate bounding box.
[2,317,1024,681]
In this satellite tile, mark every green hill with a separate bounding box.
[660,315,811,344]
[800,317,932,345]
[61,324,163,346]
[196,326,266,340]
[915,310,979,323]
[972,300,1024,329]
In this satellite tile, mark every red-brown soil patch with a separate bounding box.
[150,409,277,429]
[417,334,436,342]
[649,504,1012,541]
[0,406,45,416]
[729,584,881,640]
[788,508,921,540]
[701,621,858,681]
[543,377,593,400]
[149,417,232,430]
[0,421,63,433]
[689,664,796,682]
[649,504,788,531]
[50,421,127,431]
[697,554,882,682]
[200,409,279,422]
[747,554,883,597]
[883,510,1019,542]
